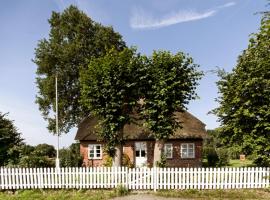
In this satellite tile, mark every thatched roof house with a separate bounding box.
[75,111,207,168]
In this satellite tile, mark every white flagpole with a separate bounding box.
[55,74,60,168]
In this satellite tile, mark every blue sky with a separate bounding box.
[0,0,267,148]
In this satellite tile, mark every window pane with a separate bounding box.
[182,149,188,158]
[96,153,101,157]
[89,145,94,150]
[141,150,146,157]
[96,145,101,150]
[89,153,94,158]
[165,144,172,158]
[136,150,140,157]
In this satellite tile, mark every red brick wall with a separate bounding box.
[165,140,203,167]
[80,139,203,167]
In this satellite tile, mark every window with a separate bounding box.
[135,142,147,158]
[181,143,195,158]
[164,143,173,158]
[88,144,102,159]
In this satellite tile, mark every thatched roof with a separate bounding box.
[75,111,207,141]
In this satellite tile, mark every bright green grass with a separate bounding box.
[0,189,118,200]
[156,189,270,199]
[228,159,255,167]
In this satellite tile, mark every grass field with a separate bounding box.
[156,189,270,199]
[0,189,118,200]
[228,159,255,167]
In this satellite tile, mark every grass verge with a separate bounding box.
[0,189,125,200]
[156,189,270,199]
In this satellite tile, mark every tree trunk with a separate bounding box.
[112,129,123,167]
[153,139,165,167]
[113,144,123,167]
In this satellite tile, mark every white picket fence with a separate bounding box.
[0,167,269,190]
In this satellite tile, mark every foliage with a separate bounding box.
[204,147,219,167]
[59,143,83,167]
[213,11,270,166]
[19,144,56,167]
[216,148,230,167]
[141,51,203,140]
[114,185,129,196]
[33,5,126,134]
[122,153,133,168]
[204,129,222,148]
[80,48,145,157]
[155,152,167,168]
[0,112,23,166]
[103,155,113,167]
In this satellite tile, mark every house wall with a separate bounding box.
[80,139,203,167]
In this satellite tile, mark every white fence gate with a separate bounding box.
[0,167,269,190]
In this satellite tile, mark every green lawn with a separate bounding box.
[228,159,255,167]
[0,190,118,200]
[156,189,270,199]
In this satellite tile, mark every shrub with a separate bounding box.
[114,185,129,196]
[122,153,134,168]
[205,147,219,167]
[216,148,230,166]
[155,153,167,168]
[103,155,113,167]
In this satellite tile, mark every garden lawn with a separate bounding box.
[229,159,255,167]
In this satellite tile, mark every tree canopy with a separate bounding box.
[214,12,270,166]
[0,112,23,166]
[142,51,202,140]
[33,5,126,134]
[80,48,146,165]
[141,51,203,165]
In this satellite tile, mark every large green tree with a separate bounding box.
[80,48,146,166]
[33,5,126,133]
[214,12,270,166]
[0,112,23,166]
[141,51,203,166]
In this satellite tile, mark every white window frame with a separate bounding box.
[164,143,173,159]
[88,144,102,159]
[181,143,195,159]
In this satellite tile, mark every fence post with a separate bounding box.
[153,167,156,192]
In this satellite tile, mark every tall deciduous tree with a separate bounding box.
[33,5,125,133]
[213,12,270,166]
[0,112,23,165]
[80,48,146,166]
[141,51,202,166]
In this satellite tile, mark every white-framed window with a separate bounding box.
[181,143,195,158]
[135,142,147,158]
[164,143,173,158]
[88,144,102,159]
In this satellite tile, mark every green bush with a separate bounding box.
[103,155,113,167]
[114,185,129,196]
[205,147,219,167]
[228,146,241,159]
[155,153,166,168]
[216,148,230,166]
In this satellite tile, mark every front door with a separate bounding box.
[135,142,147,167]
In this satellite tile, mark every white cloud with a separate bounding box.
[130,2,236,30]
[131,9,216,30]
[219,2,236,8]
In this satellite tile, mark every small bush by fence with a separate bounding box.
[0,167,269,191]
